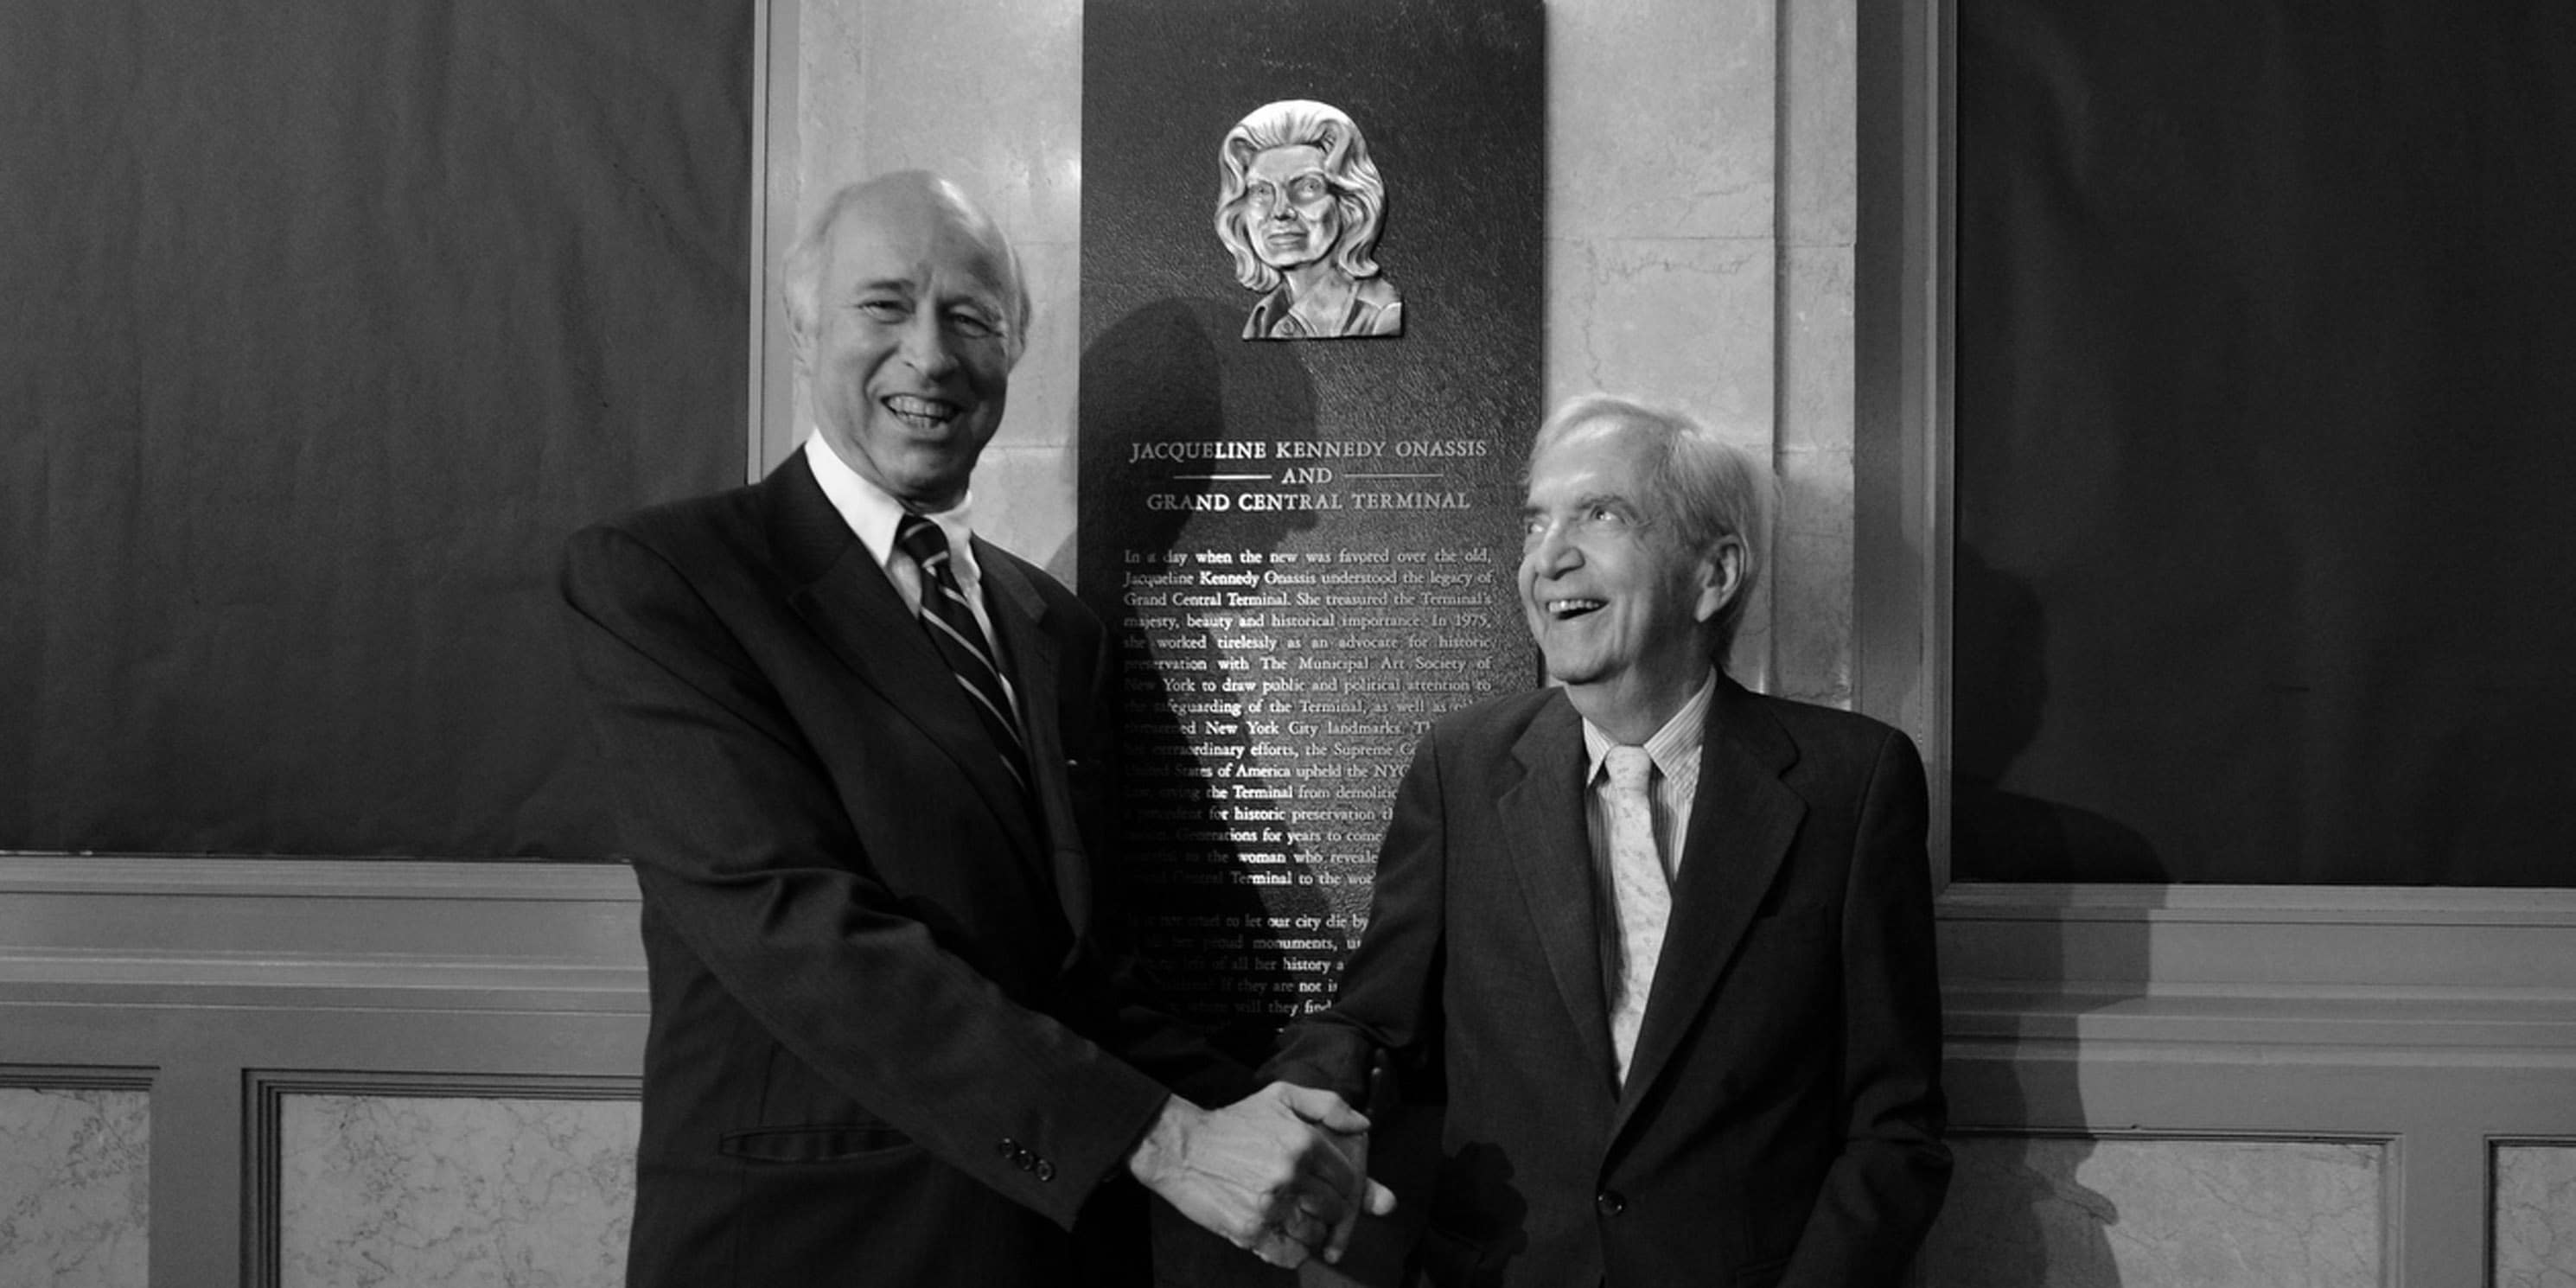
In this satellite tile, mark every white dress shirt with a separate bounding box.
[1578,672,1715,883]
[803,433,1018,713]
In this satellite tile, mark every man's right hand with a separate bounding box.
[1126,1082,1397,1268]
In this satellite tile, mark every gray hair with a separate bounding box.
[1531,393,1772,660]
[779,173,1033,367]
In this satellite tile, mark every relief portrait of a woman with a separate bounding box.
[1215,99,1403,341]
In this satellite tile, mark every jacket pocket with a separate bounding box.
[1732,1252,1792,1287]
[1412,1224,1498,1288]
[717,1121,913,1163]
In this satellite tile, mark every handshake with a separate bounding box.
[1125,1081,1397,1269]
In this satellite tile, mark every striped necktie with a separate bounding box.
[893,515,1030,794]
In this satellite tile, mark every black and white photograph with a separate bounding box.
[3,1,2570,1285]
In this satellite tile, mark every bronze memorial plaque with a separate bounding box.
[1081,0,1546,1057]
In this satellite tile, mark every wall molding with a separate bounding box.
[0,1062,156,1091]
[0,854,647,1016]
[9,856,2575,1042]
[1937,884,2576,1062]
[0,853,638,899]
[1934,882,2576,1285]
[0,855,648,1285]
[1942,881,2576,928]
[3,857,2571,1286]
[242,1068,641,1288]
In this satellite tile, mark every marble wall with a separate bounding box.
[1918,1135,2383,1288]
[786,0,1861,698]
[0,1086,148,1288]
[791,0,1087,580]
[2496,1143,2576,1288]
[277,1094,638,1288]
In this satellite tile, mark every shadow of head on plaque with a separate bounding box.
[1916,542,2160,1288]
[1082,297,1329,1067]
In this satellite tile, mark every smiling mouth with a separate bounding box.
[882,394,961,430]
[1546,597,1604,621]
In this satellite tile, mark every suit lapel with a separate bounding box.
[1614,678,1805,1129]
[762,454,1049,880]
[1496,695,1620,1091]
[976,540,1091,938]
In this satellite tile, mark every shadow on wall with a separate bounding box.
[1081,296,1327,1063]
[1948,543,2162,882]
[1080,297,1329,1288]
[1916,544,2158,1287]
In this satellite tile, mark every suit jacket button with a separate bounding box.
[1595,1189,1626,1216]
[998,1138,1019,1161]
[1035,1159,1055,1183]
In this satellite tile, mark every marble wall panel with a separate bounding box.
[1775,442,1855,705]
[1776,0,1859,706]
[975,441,1081,583]
[1919,1134,2383,1288]
[1546,236,1776,434]
[1782,0,1858,249]
[1003,239,1085,453]
[1548,0,1776,242]
[2496,1143,2576,1288]
[277,1094,639,1288]
[1781,246,1858,456]
[788,0,1087,495]
[0,1086,148,1288]
[1774,245,1859,705]
[795,0,1082,241]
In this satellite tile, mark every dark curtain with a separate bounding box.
[1954,1,2576,883]
[1,1,751,858]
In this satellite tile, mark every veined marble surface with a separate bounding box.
[1919,1135,2382,1288]
[2496,1143,2576,1288]
[277,1094,638,1288]
[0,1086,149,1288]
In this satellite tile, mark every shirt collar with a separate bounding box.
[1581,670,1717,784]
[803,432,985,590]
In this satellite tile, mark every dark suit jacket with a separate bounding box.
[1269,679,1948,1288]
[561,451,1245,1287]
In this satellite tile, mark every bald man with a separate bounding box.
[563,172,1387,1288]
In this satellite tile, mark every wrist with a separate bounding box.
[1125,1094,1202,1188]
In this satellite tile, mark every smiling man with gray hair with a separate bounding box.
[563,170,1388,1287]
[1270,393,1950,1286]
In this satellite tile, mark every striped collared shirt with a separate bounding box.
[1579,673,1716,883]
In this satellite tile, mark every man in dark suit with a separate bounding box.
[563,171,1388,1287]
[1271,395,1949,1287]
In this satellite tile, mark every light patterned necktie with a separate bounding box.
[893,514,1030,794]
[1604,745,1670,1086]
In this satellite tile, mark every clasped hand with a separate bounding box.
[1127,1081,1396,1267]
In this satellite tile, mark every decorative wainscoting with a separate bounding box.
[2495,1142,2576,1287]
[1,858,2572,1285]
[1935,883,2576,1287]
[1924,1133,2387,1286]
[0,1069,151,1288]
[0,858,646,1286]
[252,1074,640,1288]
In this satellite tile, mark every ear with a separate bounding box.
[1693,534,1747,624]
[787,308,816,373]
